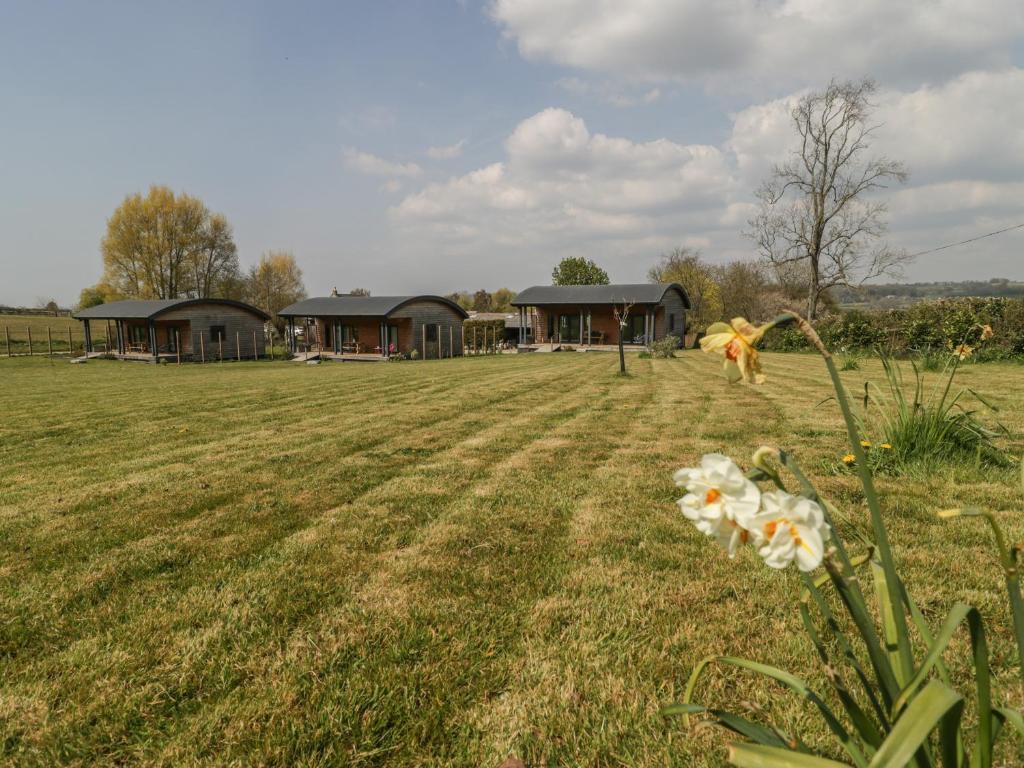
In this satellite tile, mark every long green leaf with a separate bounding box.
[868,680,963,768]
[663,703,793,749]
[727,742,852,767]
[872,559,912,689]
[694,656,869,767]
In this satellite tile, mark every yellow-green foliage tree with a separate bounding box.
[244,250,307,328]
[99,185,240,300]
[648,247,723,333]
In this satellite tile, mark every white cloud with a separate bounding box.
[343,148,422,178]
[426,140,466,160]
[390,69,1024,282]
[491,0,1024,89]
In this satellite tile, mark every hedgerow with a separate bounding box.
[761,297,1024,358]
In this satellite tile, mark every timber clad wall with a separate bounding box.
[159,304,266,359]
[656,289,687,341]
[390,300,464,358]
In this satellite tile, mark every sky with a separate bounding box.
[1,0,1023,306]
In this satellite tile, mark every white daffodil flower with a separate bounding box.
[750,491,831,572]
[674,454,761,556]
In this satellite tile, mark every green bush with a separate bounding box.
[760,297,1024,359]
[650,335,679,358]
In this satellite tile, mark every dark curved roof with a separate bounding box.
[511,283,690,309]
[74,298,270,321]
[278,295,469,319]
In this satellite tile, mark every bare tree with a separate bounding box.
[613,300,634,374]
[747,78,909,319]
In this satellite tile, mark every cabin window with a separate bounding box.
[668,313,676,332]
[341,325,358,343]
[426,324,438,342]
[129,325,147,344]
[209,325,226,342]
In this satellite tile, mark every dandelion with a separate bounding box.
[954,343,974,361]
[674,454,761,557]
[842,454,856,464]
[880,443,892,450]
[700,318,773,384]
[750,491,831,572]
[860,440,871,448]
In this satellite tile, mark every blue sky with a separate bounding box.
[2,0,1023,305]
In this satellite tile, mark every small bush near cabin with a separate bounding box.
[650,335,679,358]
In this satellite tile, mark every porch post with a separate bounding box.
[83,320,92,354]
[149,320,157,360]
[579,309,584,345]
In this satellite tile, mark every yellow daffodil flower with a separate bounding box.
[700,317,771,384]
[954,343,974,360]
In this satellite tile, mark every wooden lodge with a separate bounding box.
[278,295,468,360]
[74,299,270,362]
[511,283,690,350]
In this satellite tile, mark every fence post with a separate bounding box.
[47,327,53,356]
[421,324,426,360]
[449,325,453,359]
[27,327,32,355]
[269,328,274,361]
[253,330,258,360]
[67,326,73,356]
[4,326,9,357]
[200,333,206,363]
[175,329,181,365]
[219,334,223,362]
[236,332,241,362]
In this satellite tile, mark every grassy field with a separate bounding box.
[1,351,1023,766]
[0,313,97,355]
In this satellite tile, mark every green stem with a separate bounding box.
[783,311,916,685]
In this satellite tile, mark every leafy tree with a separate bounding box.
[99,185,241,300]
[348,288,371,297]
[747,78,909,319]
[445,291,473,310]
[244,250,307,329]
[648,247,722,331]
[552,257,609,286]
[715,260,773,322]
[188,213,240,299]
[472,289,493,312]
[76,282,120,310]
[491,288,516,312]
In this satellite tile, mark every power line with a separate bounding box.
[907,222,1024,259]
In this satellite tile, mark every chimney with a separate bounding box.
[330,286,339,297]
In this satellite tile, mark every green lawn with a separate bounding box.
[0,313,95,355]
[1,352,1022,766]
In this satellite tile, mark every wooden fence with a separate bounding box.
[2,323,107,357]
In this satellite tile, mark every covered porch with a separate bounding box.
[288,315,410,359]
[512,304,662,349]
[83,317,194,361]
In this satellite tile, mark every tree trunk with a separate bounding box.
[618,331,626,374]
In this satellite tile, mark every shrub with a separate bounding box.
[650,335,680,358]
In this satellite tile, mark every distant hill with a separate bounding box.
[834,279,1024,309]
